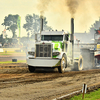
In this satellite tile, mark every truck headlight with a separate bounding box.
[53,52,60,56]
[28,51,35,56]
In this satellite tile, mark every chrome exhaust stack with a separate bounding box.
[71,18,74,63]
[40,16,43,33]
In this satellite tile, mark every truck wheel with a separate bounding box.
[28,65,35,72]
[78,55,83,71]
[58,54,67,73]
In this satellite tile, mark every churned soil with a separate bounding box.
[0,63,100,100]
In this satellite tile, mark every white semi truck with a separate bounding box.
[26,18,83,73]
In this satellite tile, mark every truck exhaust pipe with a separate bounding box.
[71,18,74,64]
[40,15,43,33]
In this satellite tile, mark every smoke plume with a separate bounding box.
[36,0,100,32]
[65,0,80,17]
[37,0,52,15]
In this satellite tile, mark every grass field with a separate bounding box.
[0,53,11,55]
[0,51,26,56]
[0,60,26,64]
[70,88,100,100]
[0,50,26,63]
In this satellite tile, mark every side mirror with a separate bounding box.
[66,34,69,41]
[64,34,69,41]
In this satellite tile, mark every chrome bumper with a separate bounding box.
[26,58,60,67]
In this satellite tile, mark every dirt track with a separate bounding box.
[0,64,100,100]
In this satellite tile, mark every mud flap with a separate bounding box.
[72,61,78,71]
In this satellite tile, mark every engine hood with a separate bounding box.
[35,41,52,44]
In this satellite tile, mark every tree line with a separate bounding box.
[2,14,52,38]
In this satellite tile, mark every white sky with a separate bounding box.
[0,0,38,37]
[0,0,100,37]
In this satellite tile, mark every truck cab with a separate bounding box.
[26,30,71,73]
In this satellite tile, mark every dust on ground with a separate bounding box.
[0,64,100,100]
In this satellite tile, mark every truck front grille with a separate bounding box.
[36,44,51,57]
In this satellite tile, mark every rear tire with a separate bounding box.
[58,54,67,73]
[78,55,83,71]
[28,65,35,72]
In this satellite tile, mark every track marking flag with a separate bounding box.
[17,16,21,37]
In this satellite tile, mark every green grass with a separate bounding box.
[0,53,12,55]
[0,52,25,56]
[0,60,26,64]
[70,88,100,100]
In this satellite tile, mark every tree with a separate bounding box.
[2,14,20,38]
[89,18,100,34]
[23,13,52,36]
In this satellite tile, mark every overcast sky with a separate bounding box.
[0,0,38,37]
[0,0,100,37]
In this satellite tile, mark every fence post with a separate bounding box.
[82,83,87,99]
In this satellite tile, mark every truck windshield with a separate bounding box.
[41,35,63,41]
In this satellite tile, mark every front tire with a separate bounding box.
[28,65,35,72]
[58,54,67,73]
